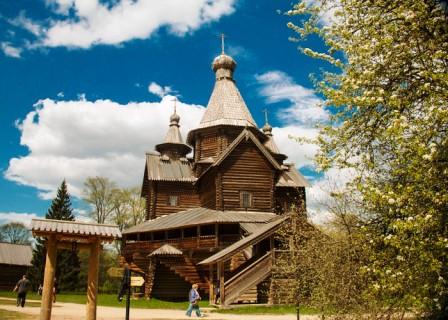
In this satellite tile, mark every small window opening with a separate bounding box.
[168,195,178,206]
[240,191,253,208]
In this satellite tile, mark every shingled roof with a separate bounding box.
[123,207,276,234]
[31,219,121,242]
[149,244,183,256]
[276,163,310,188]
[144,153,196,182]
[199,215,289,265]
[0,243,32,266]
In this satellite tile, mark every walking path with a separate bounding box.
[0,298,319,320]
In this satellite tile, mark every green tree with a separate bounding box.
[83,176,117,224]
[0,222,30,244]
[28,180,82,291]
[288,0,448,318]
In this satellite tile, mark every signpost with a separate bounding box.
[131,276,145,287]
[117,267,145,320]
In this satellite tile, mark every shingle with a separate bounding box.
[0,243,32,266]
[145,154,196,182]
[276,163,311,188]
[123,207,276,234]
[149,244,183,256]
[198,215,288,265]
[31,219,121,240]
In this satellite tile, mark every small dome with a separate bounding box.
[170,112,180,124]
[262,123,273,134]
[212,54,236,72]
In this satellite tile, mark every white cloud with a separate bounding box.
[256,70,329,126]
[5,95,205,199]
[8,12,43,37]
[306,167,356,224]
[303,0,339,26]
[272,126,319,168]
[0,212,39,228]
[32,0,236,49]
[148,82,173,98]
[1,42,22,58]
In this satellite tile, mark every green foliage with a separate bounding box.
[0,222,30,244]
[28,180,82,292]
[83,176,145,229]
[289,0,448,318]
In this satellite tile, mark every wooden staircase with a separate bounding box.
[223,252,272,306]
[159,258,209,294]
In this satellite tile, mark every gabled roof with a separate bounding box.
[276,163,310,188]
[145,153,196,182]
[123,207,276,234]
[0,243,32,266]
[199,215,289,265]
[31,219,121,241]
[195,129,282,184]
[149,244,183,256]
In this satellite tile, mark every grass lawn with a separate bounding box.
[0,291,206,310]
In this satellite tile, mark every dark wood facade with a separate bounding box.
[122,51,309,304]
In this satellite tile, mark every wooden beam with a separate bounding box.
[209,264,214,305]
[86,240,101,320]
[218,261,225,307]
[39,235,57,320]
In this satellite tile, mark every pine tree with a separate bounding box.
[28,180,82,292]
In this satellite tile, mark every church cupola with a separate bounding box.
[262,111,287,164]
[155,99,191,159]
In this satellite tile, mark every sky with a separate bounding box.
[0,0,341,226]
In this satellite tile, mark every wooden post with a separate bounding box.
[86,240,101,320]
[218,261,225,307]
[40,235,57,320]
[209,264,214,305]
[215,223,219,247]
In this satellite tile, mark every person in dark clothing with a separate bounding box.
[13,275,30,307]
[118,258,131,302]
[214,282,220,304]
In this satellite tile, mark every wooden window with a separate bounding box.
[168,195,178,206]
[240,191,253,208]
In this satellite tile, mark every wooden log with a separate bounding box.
[40,235,57,320]
[86,240,100,320]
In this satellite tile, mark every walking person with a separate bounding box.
[13,275,30,307]
[185,283,204,317]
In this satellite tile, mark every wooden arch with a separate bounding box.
[31,219,121,320]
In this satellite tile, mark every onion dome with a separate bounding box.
[212,54,236,79]
[262,116,287,163]
[155,105,191,159]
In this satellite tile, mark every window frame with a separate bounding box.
[167,195,179,206]
[240,191,253,209]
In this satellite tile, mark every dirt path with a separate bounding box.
[0,298,319,320]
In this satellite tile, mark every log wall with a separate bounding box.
[221,141,275,211]
[152,182,200,218]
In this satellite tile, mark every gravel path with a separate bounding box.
[0,298,319,320]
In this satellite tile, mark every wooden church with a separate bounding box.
[121,47,309,306]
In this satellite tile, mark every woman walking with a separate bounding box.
[185,284,203,317]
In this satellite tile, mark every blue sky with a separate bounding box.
[0,0,333,225]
